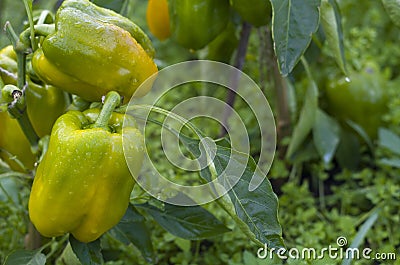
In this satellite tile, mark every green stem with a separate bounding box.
[23,0,36,50]
[93,91,122,129]
[17,111,39,151]
[16,51,26,90]
[4,22,19,47]
[19,24,55,49]
[3,24,40,148]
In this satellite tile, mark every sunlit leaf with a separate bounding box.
[179,135,284,249]
[382,0,400,27]
[271,0,321,75]
[313,109,340,165]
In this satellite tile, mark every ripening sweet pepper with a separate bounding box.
[146,0,171,41]
[0,45,70,137]
[29,92,144,242]
[0,45,18,85]
[168,0,230,50]
[0,111,36,172]
[32,0,158,103]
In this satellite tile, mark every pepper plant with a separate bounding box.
[0,0,283,264]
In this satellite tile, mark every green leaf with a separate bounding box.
[313,109,340,165]
[379,158,400,168]
[320,0,347,75]
[341,209,380,265]
[346,120,373,152]
[109,205,155,263]
[378,128,400,155]
[69,235,103,265]
[335,130,360,170]
[271,0,321,76]
[179,135,284,249]
[137,197,230,240]
[91,0,125,12]
[382,0,400,27]
[3,250,46,265]
[286,80,319,159]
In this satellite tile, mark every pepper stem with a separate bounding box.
[93,91,122,129]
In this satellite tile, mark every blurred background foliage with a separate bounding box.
[1,0,400,264]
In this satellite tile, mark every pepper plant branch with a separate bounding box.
[219,22,252,137]
[4,22,40,149]
[264,27,291,142]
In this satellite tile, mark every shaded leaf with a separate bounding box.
[137,197,230,240]
[346,120,373,152]
[271,0,321,75]
[320,0,347,74]
[69,235,103,265]
[286,81,319,159]
[335,130,360,170]
[382,0,400,27]
[378,128,400,155]
[313,109,340,164]
[179,135,284,249]
[109,205,155,263]
[3,250,46,265]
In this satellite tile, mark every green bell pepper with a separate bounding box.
[325,63,388,139]
[230,0,272,27]
[29,92,144,242]
[168,0,230,50]
[32,0,158,103]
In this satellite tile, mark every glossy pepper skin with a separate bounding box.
[32,0,158,103]
[0,112,36,172]
[29,108,144,242]
[0,46,70,137]
[146,0,171,41]
[168,0,230,50]
[25,76,70,137]
[230,0,271,27]
[206,22,238,63]
[0,45,18,85]
[325,63,388,139]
